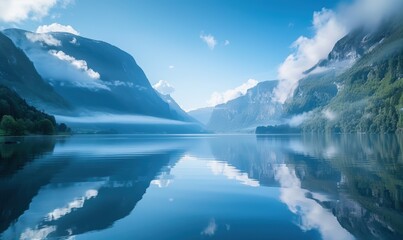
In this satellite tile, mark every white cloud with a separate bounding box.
[169,65,174,69]
[49,50,101,80]
[200,33,217,50]
[274,8,347,103]
[70,37,77,44]
[104,80,134,88]
[36,23,80,35]
[61,0,75,8]
[288,111,313,127]
[207,79,258,106]
[153,80,175,95]
[0,0,73,23]
[25,32,61,46]
[224,40,230,46]
[338,0,403,29]
[274,0,403,104]
[55,113,192,126]
[323,109,337,121]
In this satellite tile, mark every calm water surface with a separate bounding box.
[0,134,402,240]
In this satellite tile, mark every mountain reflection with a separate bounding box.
[211,134,403,240]
[0,136,58,233]
[293,134,403,240]
[0,136,187,240]
[0,134,402,240]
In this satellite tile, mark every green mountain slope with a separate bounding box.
[302,20,403,133]
[0,85,60,135]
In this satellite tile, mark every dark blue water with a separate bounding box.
[0,134,402,240]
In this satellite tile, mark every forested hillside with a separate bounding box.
[0,85,68,135]
[301,22,403,133]
[259,18,403,134]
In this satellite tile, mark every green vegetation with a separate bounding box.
[256,124,300,134]
[0,85,70,136]
[284,21,403,134]
[301,44,403,133]
[284,71,338,115]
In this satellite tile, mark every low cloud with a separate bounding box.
[322,109,337,121]
[169,65,174,69]
[61,0,75,8]
[49,50,100,79]
[153,80,175,95]
[200,33,217,50]
[36,23,80,35]
[207,79,258,107]
[56,113,192,125]
[0,0,73,23]
[274,0,403,104]
[25,32,61,46]
[288,112,313,127]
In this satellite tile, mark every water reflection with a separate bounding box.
[274,164,353,240]
[0,134,402,240]
[0,136,189,239]
[210,134,403,240]
[0,136,57,233]
[283,135,403,239]
[262,134,403,240]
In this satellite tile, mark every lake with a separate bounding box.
[0,134,402,240]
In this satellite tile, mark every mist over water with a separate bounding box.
[0,134,402,240]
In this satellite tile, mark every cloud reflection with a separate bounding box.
[207,160,259,187]
[18,188,100,240]
[46,189,98,221]
[20,226,56,240]
[151,171,174,188]
[201,218,217,236]
[274,164,354,240]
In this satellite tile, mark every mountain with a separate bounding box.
[207,80,282,132]
[187,107,214,125]
[1,29,204,133]
[283,71,339,115]
[285,18,401,116]
[261,17,403,134]
[158,93,196,123]
[0,32,70,113]
[2,29,190,121]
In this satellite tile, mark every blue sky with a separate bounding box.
[0,0,352,110]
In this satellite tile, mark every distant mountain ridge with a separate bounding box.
[187,107,214,125]
[207,80,282,132]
